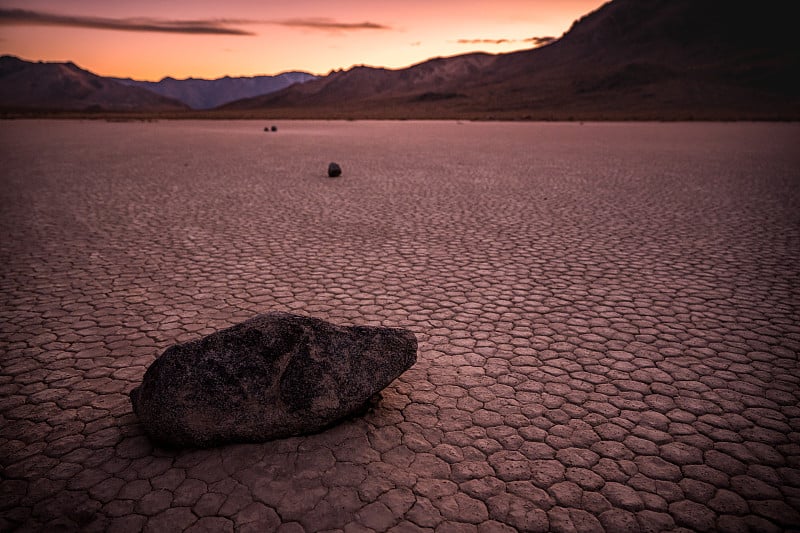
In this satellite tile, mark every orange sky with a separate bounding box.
[0,0,606,80]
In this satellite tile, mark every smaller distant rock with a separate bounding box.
[328,162,342,177]
[263,126,270,132]
[271,125,278,132]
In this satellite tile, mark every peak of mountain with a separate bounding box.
[0,56,188,113]
[221,0,799,119]
[114,72,317,110]
[3,0,796,119]
[223,52,496,111]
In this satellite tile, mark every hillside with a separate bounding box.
[219,0,799,120]
[0,56,188,113]
[2,0,797,119]
[112,72,316,110]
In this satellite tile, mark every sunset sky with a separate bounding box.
[0,0,605,81]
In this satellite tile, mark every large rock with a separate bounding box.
[130,312,417,447]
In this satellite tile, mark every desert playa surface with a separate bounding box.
[1,120,799,532]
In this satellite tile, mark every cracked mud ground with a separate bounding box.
[1,120,799,533]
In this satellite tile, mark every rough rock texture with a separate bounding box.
[130,312,417,447]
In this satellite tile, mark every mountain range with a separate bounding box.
[221,0,799,119]
[0,55,187,112]
[111,72,316,110]
[1,0,798,119]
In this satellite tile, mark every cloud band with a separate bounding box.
[0,8,392,35]
[456,36,556,46]
[273,18,389,31]
[0,8,254,35]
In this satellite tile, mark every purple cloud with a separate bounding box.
[0,9,393,36]
[0,8,254,35]
[273,18,390,31]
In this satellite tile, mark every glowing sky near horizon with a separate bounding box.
[0,0,605,81]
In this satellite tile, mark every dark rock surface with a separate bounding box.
[130,312,417,447]
[328,162,342,177]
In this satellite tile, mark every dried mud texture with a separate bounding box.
[1,120,799,532]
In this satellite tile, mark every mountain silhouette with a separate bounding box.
[111,72,316,110]
[220,0,799,119]
[2,0,797,119]
[0,56,187,113]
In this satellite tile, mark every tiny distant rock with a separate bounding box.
[328,162,342,177]
[271,125,278,132]
[129,312,417,447]
[264,126,270,132]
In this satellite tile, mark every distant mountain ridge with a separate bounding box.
[221,0,799,119]
[0,55,187,112]
[2,0,798,119]
[112,72,317,110]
